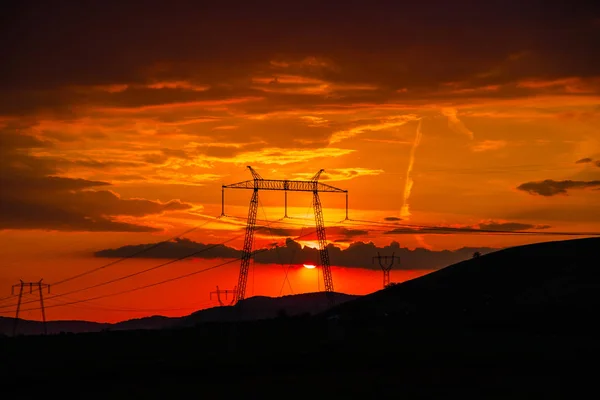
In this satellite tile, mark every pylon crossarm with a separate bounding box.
[223,179,346,193]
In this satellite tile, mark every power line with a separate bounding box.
[43,294,216,313]
[0,229,319,314]
[0,233,244,310]
[0,219,214,306]
[278,200,314,296]
[258,197,293,295]
[52,219,216,287]
[342,218,600,236]
[8,255,262,314]
[265,215,600,237]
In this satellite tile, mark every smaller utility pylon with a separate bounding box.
[12,279,50,336]
[372,253,400,289]
[210,286,238,306]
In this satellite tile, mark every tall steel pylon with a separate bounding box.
[11,279,51,336]
[222,166,348,303]
[373,252,400,288]
[210,286,238,306]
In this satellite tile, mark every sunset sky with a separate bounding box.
[1,1,599,322]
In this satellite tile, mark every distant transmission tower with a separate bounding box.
[210,286,238,306]
[221,166,349,303]
[372,253,400,288]
[11,279,50,336]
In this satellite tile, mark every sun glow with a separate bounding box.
[303,264,316,269]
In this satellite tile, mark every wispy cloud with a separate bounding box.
[293,168,384,181]
[219,147,355,165]
[330,114,420,143]
[471,140,507,152]
[441,108,474,139]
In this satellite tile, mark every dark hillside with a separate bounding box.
[323,237,600,334]
[1,238,599,397]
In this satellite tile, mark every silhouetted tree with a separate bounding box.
[473,251,481,259]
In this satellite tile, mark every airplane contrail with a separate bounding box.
[400,119,423,219]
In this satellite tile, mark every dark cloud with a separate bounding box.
[384,221,553,235]
[142,153,168,164]
[576,157,593,164]
[254,226,368,240]
[384,217,402,222]
[517,179,600,196]
[111,174,147,182]
[0,1,598,115]
[336,227,369,237]
[477,222,551,231]
[255,226,298,237]
[0,131,52,149]
[596,161,600,168]
[0,130,193,232]
[62,159,142,169]
[95,238,497,270]
[161,148,190,159]
[141,148,191,165]
[196,145,244,159]
[384,226,479,235]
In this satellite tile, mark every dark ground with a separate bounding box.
[2,237,599,398]
[1,313,597,398]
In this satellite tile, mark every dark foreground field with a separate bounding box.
[2,237,599,398]
[1,318,598,398]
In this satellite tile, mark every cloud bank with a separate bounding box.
[517,179,600,196]
[95,238,497,270]
[0,129,192,232]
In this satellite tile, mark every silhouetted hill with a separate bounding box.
[322,237,600,334]
[0,292,359,335]
[176,291,358,327]
[0,316,109,336]
[2,238,600,397]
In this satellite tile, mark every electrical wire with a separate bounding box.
[42,294,216,313]
[258,197,293,295]
[247,214,600,237]
[6,254,264,314]
[3,204,598,314]
[0,233,244,310]
[0,219,218,306]
[52,218,216,287]
[0,230,319,315]
[278,200,314,296]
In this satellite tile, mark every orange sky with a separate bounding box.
[1,1,599,322]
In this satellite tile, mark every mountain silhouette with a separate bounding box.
[322,237,600,334]
[0,292,359,336]
[2,237,599,397]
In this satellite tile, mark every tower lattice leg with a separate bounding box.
[383,270,390,288]
[235,189,259,303]
[38,281,47,335]
[313,191,334,293]
[13,282,24,337]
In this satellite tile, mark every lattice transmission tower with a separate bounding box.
[221,166,348,303]
[12,279,51,336]
[210,286,238,306]
[373,252,400,288]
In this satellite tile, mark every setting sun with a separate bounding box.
[303,264,316,269]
